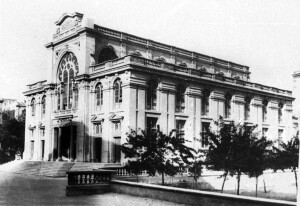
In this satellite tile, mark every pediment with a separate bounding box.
[109,113,124,121]
[28,124,36,129]
[91,115,104,123]
[55,12,83,26]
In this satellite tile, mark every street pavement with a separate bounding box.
[0,171,187,206]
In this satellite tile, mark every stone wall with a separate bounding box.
[111,180,296,206]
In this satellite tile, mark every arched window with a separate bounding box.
[224,94,232,119]
[95,83,103,108]
[278,103,283,124]
[31,99,36,116]
[57,52,78,111]
[201,90,210,116]
[175,85,186,113]
[68,69,74,109]
[73,83,78,109]
[262,100,268,123]
[114,79,122,108]
[57,89,61,111]
[146,80,158,110]
[244,97,251,121]
[41,96,46,116]
[98,47,118,64]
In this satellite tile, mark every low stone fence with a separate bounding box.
[66,170,116,196]
[110,180,296,206]
[66,169,296,205]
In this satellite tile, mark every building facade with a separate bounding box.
[1,98,26,119]
[23,12,294,163]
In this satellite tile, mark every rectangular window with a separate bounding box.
[176,120,185,138]
[94,123,102,135]
[201,97,209,116]
[30,140,34,159]
[244,103,250,121]
[262,107,267,123]
[278,129,283,144]
[225,100,231,119]
[146,117,158,134]
[41,140,45,159]
[262,128,268,138]
[278,109,283,124]
[42,100,46,115]
[201,122,210,148]
[112,121,121,133]
[114,137,121,163]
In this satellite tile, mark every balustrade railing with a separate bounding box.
[67,170,116,186]
[102,166,148,176]
[90,55,292,97]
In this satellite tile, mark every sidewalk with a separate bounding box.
[0,172,187,206]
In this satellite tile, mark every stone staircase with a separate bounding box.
[0,160,75,177]
[0,160,121,177]
[69,162,122,171]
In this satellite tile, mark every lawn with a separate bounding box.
[115,170,297,202]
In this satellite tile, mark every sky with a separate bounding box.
[0,0,300,100]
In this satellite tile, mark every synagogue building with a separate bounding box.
[23,12,294,163]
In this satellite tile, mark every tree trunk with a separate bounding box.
[162,172,164,185]
[221,172,228,193]
[136,174,139,182]
[294,169,298,193]
[237,171,241,195]
[255,176,258,197]
[263,176,267,193]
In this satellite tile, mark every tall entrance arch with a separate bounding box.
[53,118,77,161]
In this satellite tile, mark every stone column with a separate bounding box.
[57,127,62,161]
[51,128,57,161]
[101,77,111,163]
[69,126,74,162]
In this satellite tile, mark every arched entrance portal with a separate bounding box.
[53,126,76,162]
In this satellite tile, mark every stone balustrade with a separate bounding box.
[67,170,116,186]
[91,55,292,97]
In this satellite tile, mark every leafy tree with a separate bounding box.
[246,136,273,197]
[205,118,263,195]
[0,110,25,163]
[204,119,233,193]
[188,149,205,189]
[122,128,195,185]
[272,136,299,193]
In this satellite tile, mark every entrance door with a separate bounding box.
[30,141,34,159]
[61,127,71,160]
[94,138,102,162]
[113,137,121,163]
[40,140,45,160]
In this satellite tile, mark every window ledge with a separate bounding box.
[175,113,189,118]
[201,116,213,121]
[145,110,161,115]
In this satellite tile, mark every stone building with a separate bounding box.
[23,12,294,163]
[1,99,26,119]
